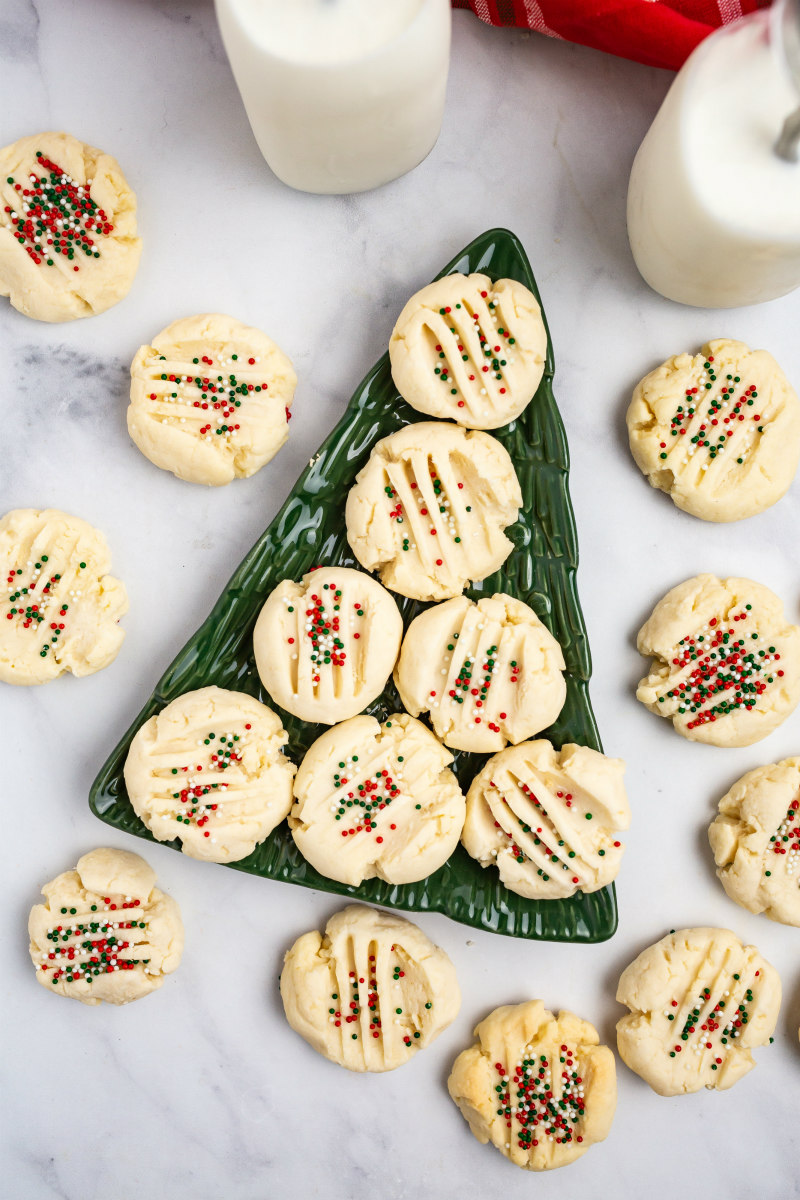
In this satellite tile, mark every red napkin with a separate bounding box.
[452,0,772,70]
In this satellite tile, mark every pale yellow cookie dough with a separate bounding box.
[636,574,800,747]
[462,740,629,900]
[0,132,141,322]
[289,713,466,886]
[128,313,296,486]
[448,1001,616,1171]
[28,848,183,1006]
[0,508,128,686]
[627,339,800,522]
[616,927,781,1096]
[389,273,547,430]
[253,566,403,725]
[280,904,460,1072]
[394,593,566,753]
[123,686,295,864]
[345,422,521,602]
[709,758,800,927]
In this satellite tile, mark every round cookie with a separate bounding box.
[462,740,629,900]
[636,574,800,747]
[394,593,566,753]
[28,848,183,1006]
[123,686,295,864]
[253,566,403,725]
[616,927,781,1096]
[709,758,800,927]
[0,131,141,322]
[389,272,547,429]
[128,313,296,486]
[627,339,800,522]
[345,422,521,601]
[0,508,128,686]
[289,713,466,886]
[280,904,460,1072]
[448,1000,616,1171]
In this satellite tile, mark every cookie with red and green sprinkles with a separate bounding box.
[0,131,141,322]
[124,686,295,864]
[709,757,800,927]
[462,740,629,900]
[448,1000,617,1171]
[253,566,403,725]
[394,592,566,753]
[636,574,800,747]
[627,339,800,523]
[280,904,460,1072]
[345,421,521,602]
[289,712,466,886]
[0,508,128,686]
[616,927,781,1096]
[28,848,183,1006]
[128,313,296,486]
[389,273,547,430]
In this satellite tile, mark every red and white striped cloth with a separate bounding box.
[452,0,772,69]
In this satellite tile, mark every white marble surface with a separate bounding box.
[1,4,798,1198]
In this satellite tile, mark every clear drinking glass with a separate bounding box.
[215,0,452,195]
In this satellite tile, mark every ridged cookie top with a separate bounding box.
[123,686,295,864]
[636,574,800,746]
[389,273,547,429]
[627,339,800,522]
[28,848,184,1006]
[128,313,296,486]
[280,904,460,1072]
[253,566,403,725]
[616,927,781,1095]
[448,1000,616,1171]
[709,757,800,927]
[0,508,128,685]
[345,422,521,601]
[462,740,629,899]
[289,713,466,886]
[394,593,566,753]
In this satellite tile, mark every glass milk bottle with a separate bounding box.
[627,0,800,308]
[215,0,451,195]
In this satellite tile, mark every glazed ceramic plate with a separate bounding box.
[90,227,616,942]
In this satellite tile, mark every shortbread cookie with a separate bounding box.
[462,741,629,899]
[616,927,781,1096]
[280,904,460,1072]
[123,686,295,864]
[253,567,403,725]
[128,313,296,486]
[627,339,800,522]
[448,1001,616,1171]
[28,848,183,1006]
[0,508,128,686]
[709,758,800,927]
[289,713,465,886]
[636,574,800,747]
[346,422,521,601]
[0,132,141,322]
[394,593,566,752]
[389,273,547,429]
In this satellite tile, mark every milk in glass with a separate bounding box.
[215,0,451,194]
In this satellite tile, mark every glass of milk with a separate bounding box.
[215,0,452,195]
[627,0,800,308]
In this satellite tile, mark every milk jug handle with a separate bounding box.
[775,0,800,160]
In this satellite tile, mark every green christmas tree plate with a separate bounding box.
[90,227,616,943]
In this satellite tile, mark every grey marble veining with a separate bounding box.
[1,4,799,1199]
